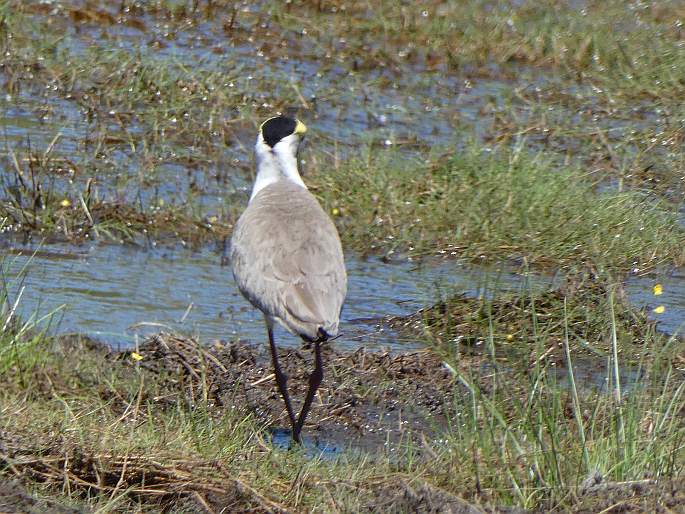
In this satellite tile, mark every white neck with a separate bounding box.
[250,138,306,201]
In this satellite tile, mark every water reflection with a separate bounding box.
[625,269,685,338]
[1,243,551,350]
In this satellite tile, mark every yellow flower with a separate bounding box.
[506,334,514,342]
[331,207,340,216]
[653,305,665,314]
[60,199,71,208]
[131,351,143,361]
[653,284,663,296]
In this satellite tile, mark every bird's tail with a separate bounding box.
[315,327,332,342]
[313,323,344,342]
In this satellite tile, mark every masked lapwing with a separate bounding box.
[230,115,347,444]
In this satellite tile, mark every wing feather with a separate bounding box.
[230,181,346,340]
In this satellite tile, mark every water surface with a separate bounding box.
[1,242,553,350]
[625,269,685,338]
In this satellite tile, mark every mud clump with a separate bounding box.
[573,476,685,513]
[124,333,461,449]
[0,479,85,514]
[367,479,491,513]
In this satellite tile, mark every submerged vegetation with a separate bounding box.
[0,144,233,244]
[0,0,684,512]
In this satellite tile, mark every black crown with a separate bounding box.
[261,116,298,147]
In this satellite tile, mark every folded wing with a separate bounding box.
[230,182,347,341]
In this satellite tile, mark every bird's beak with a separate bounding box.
[295,120,307,136]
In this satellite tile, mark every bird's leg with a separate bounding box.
[266,320,298,438]
[293,340,323,443]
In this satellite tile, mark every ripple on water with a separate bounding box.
[1,243,553,350]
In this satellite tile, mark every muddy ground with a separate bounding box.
[123,332,461,451]
[2,333,684,513]
[0,479,84,514]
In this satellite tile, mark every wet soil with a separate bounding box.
[573,476,685,514]
[2,334,685,512]
[0,333,485,513]
[124,332,462,451]
[0,479,85,514]
[365,480,499,514]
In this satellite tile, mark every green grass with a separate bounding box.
[0,282,683,511]
[273,0,685,100]
[432,361,685,509]
[0,254,683,512]
[0,2,684,509]
[312,143,685,272]
[424,289,685,510]
[0,251,63,373]
[408,283,664,364]
[1,0,684,254]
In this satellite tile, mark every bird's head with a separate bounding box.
[251,115,308,197]
[256,115,307,159]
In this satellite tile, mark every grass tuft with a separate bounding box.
[313,144,685,272]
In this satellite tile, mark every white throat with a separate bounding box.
[250,137,306,201]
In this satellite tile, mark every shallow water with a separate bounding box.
[3,240,683,353]
[1,3,684,406]
[0,2,566,214]
[1,242,553,351]
[625,269,685,338]
[547,358,644,395]
[269,428,343,458]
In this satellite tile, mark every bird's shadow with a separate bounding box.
[268,427,343,459]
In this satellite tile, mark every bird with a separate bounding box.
[230,115,347,444]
